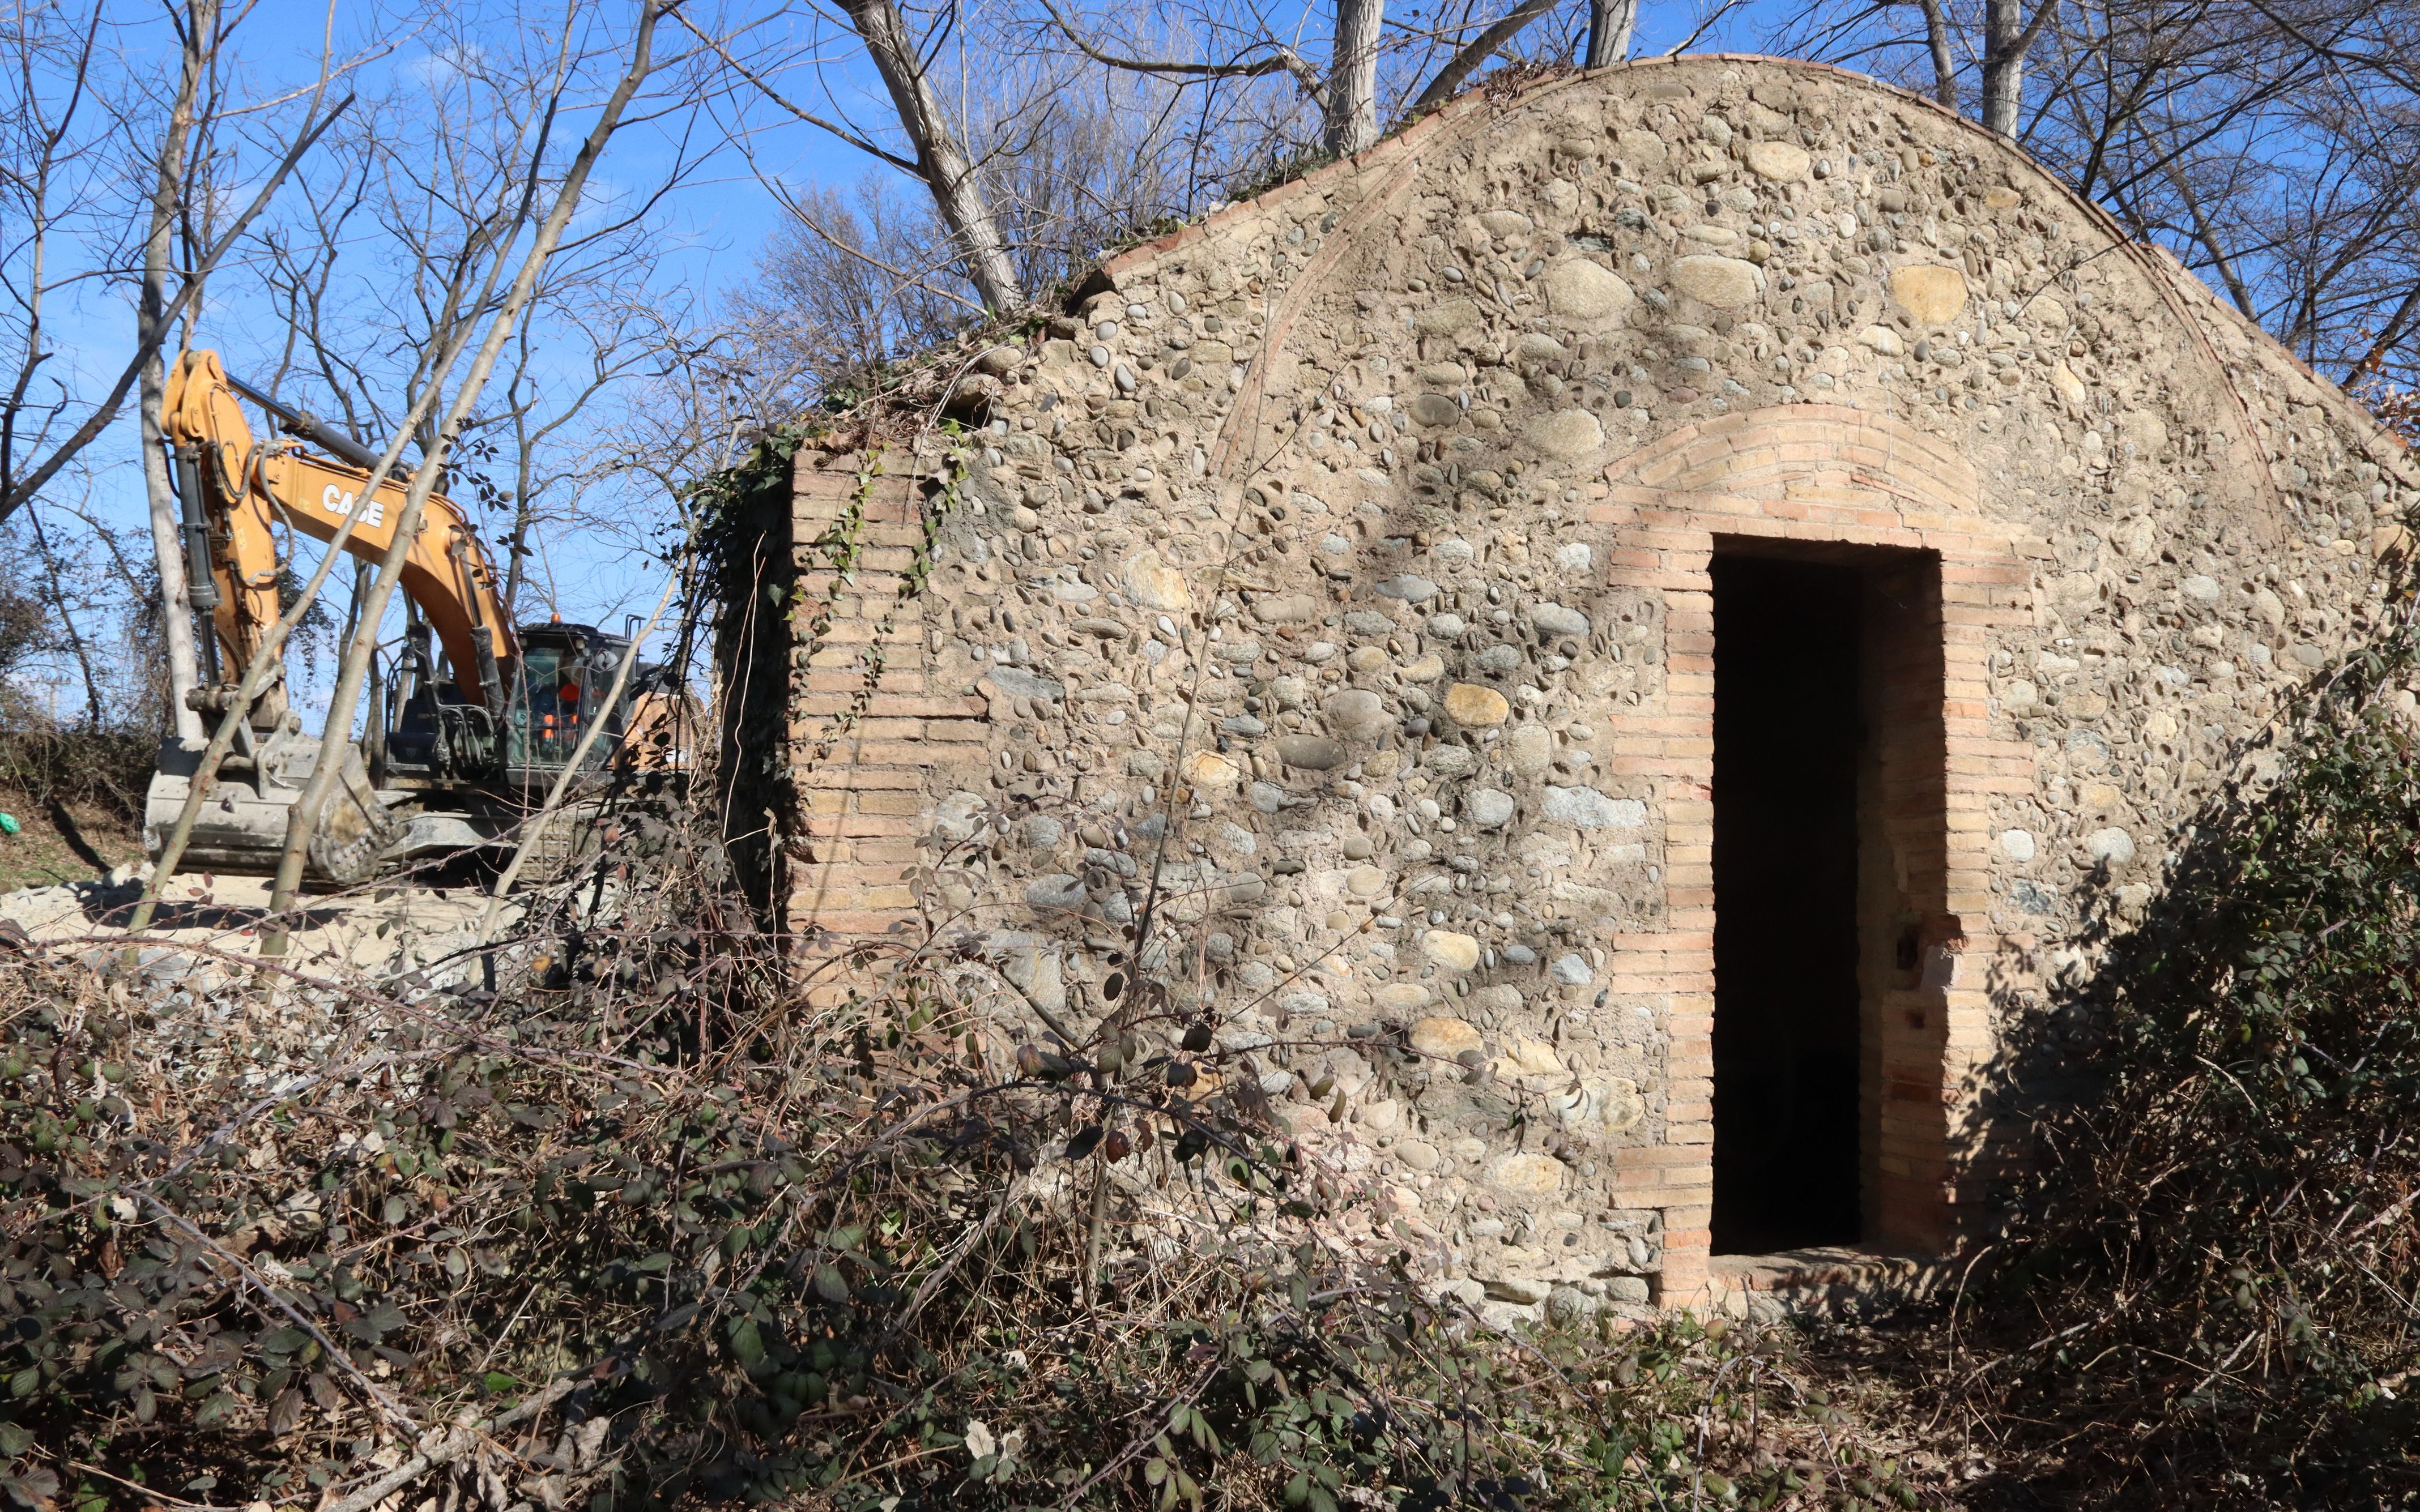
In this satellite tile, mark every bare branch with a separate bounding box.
[670,10,921,173]
[1,91,353,523]
[1411,0,1558,113]
[1036,0,1311,85]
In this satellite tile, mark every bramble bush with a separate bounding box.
[1950,596,2420,1506]
[0,793,1925,1512]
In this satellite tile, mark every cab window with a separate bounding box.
[510,646,587,768]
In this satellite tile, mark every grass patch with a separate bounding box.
[0,728,150,891]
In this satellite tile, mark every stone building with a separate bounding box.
[743,54,2418,1314]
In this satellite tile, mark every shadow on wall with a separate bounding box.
[773,410,1695,1318]
[701,434,809,926]
[1948,567,2420,1507]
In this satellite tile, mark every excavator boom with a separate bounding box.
[163,349,518,708]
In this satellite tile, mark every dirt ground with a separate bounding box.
[0,784,142,892]
[0,867,511,984]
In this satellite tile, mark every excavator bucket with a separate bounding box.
[146,731,400,886]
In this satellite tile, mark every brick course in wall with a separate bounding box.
[780,458,990,953]
[759,56,2418,1321]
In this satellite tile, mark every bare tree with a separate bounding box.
[683,0,1614,368]
[0,10,349,528]
[0,520,63,725]
[841,0,1025,308]
[1766,0,2420,393]
[0,1,110,525]
[259,0,685,933]
[1034,0,1578,168]
[135,0,223,744]
[0,0,356,744]
[718,47,1220,411]
[215,0,716,651]
[20,500,104,726]
[736,180,969,391]
[1771,0,1996,117]
[254,112,692,621]
[487,299,670,617]
[683,2,1025,311]
[689,16,1263,429]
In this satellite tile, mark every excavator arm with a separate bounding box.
[161,348,519,711]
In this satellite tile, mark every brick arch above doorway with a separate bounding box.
[1601,404,1986,536]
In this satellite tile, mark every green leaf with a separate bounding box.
[0,1467,59,1505]
[344,1304,406,1343]
[813,1263,850,1303]
[656,1304,700,1333]
[262,1327,312,1357]
[483,1372,518,1394]
[729,1317,765,1367]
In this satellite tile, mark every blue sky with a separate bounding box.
[20,0,1832,727]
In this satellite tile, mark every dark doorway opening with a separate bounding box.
[1710,553,1865,1254]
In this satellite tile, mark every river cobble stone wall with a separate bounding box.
[772,54,2419,1318]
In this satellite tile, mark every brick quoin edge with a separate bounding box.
[738,56,2419,1322]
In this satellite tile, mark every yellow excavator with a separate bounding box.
[146,349,684,885]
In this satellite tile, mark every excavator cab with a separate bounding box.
[503,623,636,785]
[374,620,662,790]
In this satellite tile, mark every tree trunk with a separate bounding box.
[839,0,1024,313]
[497,367,536,614]
[1981,0,2055,137]
[1583,0,1636,70]
[1917,0,1956,110]
[1979,49,2021,134]
[1324,0,1383,156]
[502,475,537,616]
[138,0,218,745]
[140,386,204,742]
